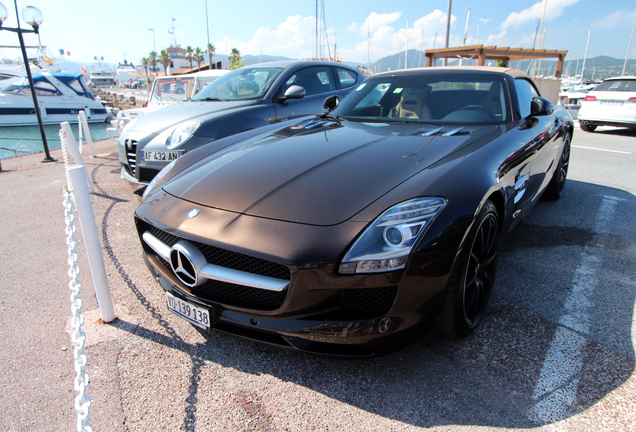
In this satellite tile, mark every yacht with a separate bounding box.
[0,70,110,126]
[88,62,115,86]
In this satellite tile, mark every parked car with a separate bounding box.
[578,76,636,131]
[107,70,229,141]
[135,67,573,356]
[118,60,365,184]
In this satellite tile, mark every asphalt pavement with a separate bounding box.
[0,126,634,431]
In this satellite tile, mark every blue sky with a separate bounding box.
[1,0,635,69]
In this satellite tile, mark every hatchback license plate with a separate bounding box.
[142,150,183,162]
[166,292,210,329]
[600,100,624,106]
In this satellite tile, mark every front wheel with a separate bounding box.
[543,134,571,201]
[436,200,500,338]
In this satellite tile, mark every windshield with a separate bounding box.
[594,79,636,92]
[333,73,510,125]
[192,67,282,101]
[150,76,197,103]
[0,76,62,97]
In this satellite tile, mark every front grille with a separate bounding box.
[140,221,291,310]
[124,139,137,176]
[341,286,398,316]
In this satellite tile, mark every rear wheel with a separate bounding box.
[580,122,597,132]
[543,134,571,201]
[436,200,500,337]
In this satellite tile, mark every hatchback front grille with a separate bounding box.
[124,139,137,175]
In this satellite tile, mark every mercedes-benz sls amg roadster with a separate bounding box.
[135,67,573,356]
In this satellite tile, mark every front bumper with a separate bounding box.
[135,213,454,356]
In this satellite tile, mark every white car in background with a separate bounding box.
[578,76,636,132]
[107,69,228,140]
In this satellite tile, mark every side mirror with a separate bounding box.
[530,96,554,117]
[279,85,306,101]
[323,95,339,112]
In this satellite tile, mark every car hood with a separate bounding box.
[126,100,257,133]
[163,119,499,226]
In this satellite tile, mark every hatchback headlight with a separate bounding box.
[339,197,446,274]
[168,121,200,148]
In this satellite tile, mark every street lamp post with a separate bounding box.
[0,1,55,162]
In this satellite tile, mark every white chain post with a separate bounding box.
[64,187,94,432]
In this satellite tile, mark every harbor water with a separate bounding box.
[0,121,111,159]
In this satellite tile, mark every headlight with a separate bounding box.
[168,121,200,148]
[142,159,177,199]
[339,197,446,274]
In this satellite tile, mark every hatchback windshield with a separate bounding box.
[193,67,283,101]
[333,74,510,125]
[593,79,636,92]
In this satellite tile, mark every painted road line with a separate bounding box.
[528,195,619,423]
[572,145,632,155]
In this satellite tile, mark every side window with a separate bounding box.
[514,79,539,118]
[335,68,358,89]
[284,67,335,96]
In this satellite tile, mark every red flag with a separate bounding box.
[67,51,71,56]
[80,66,87,74]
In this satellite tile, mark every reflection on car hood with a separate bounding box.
[163,120,498,225]
[127,100,256,133]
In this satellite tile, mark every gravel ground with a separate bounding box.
[1,131,634,431]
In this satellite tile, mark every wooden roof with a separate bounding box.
[425,45,568,78]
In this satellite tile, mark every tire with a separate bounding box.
[436,200,500,338]
[542,134,571,201]
[580,122,597,132]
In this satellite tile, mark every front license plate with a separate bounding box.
[166,292,210,329]
[142,150,183,162]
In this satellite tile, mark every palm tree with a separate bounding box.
[185,46,194,71]
[206,43,216,68]
[149,51,158,76]
[194,47,204,71]
[229,48,244,70]
[140,57,150,80]
[159,50,171,74]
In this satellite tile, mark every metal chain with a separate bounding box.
[77,113,84,154]
[59,126,73,198]
[64,187,94,432]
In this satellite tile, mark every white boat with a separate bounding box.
[0,70,110,126]
[88,63,115,86]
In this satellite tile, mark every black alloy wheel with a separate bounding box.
[437,200,500,337]
[543,134,571,201]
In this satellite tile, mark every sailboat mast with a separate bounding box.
[581,28,591,82]
[623,26,635,76]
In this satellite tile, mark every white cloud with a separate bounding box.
[501,0,580,29]
[342,9,452,63]
[348,11,403,35]
[593,10,636,28]
[216,15,317,58]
